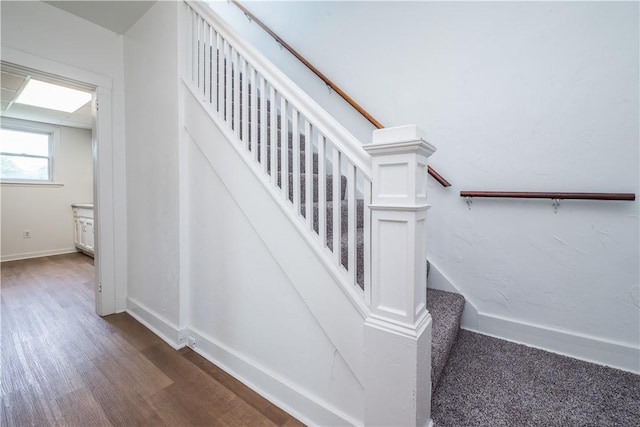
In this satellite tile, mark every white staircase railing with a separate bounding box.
[182,2,437,425]
[184,0,371,296]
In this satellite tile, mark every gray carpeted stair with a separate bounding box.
[427,288,466,392]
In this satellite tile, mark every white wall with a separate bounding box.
[183,88,364,425]
[1,0,128,312]
[1,122,92,261]
[123,1,182,330]
[210,1,640,371]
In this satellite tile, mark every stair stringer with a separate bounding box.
[184,84,369,386]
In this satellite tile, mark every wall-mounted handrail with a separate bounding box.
[230,0,452,188]
[460,191,636,201]
[231,0,382,130]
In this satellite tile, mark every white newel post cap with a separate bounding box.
[365,124,436,208]
[370,124,436,155]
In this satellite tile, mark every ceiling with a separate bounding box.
[43,1,156,35]
[0,69,93,130]
[1,1,157,129]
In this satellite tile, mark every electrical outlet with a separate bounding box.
[188,336,197,348]
[23,230,31,239]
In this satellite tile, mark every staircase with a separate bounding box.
[184,1,465,423]
[264,104,466,393]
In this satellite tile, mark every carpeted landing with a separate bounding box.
[259,105,639,427]
[431,330,640,426]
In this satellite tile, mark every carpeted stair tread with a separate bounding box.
[288,173,347,204]
[263,145,317,175]
[323,226,364,289]
[302,199,365,233]
[287,149,318,175]
[427,288,465,392]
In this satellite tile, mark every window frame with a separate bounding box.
[0,119,61,186]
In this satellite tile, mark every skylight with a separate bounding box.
[15,79,92,113]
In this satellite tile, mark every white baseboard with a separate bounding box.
[115,297,128,314]
[123,299,361,425]
[187,326,361,427]
[126,297,187,350]
[427,259,480,331]
[0,247,78,262]
[427,260,640,374]
[467,312,640,374]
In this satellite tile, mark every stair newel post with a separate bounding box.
[363,125,435,427]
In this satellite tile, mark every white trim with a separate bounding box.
[427,261,640,374]
[120,299,361,425]
[1,48,112,89]
[0,117,61,184]
[467,312,640,374]
[1,182,64,188]
[187,325,362,427]
[1,46,121,316]
[0,247,78,262]
[126,297,188,350]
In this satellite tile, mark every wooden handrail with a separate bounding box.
[230,0,451,188]
[427,166,451,188]
[231,0,382,129]
[460,191,636,201]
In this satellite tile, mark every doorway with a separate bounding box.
[1,48,119,316]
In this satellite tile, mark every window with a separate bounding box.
[0,125,54,183]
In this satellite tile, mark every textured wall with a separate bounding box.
[209,1,640,369]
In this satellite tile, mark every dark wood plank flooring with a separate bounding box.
[1,253,304,426]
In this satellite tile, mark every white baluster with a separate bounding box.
[200,17,206,93]
[317,134,326,245]
[186,5,193,85]
[347,162,356,284]
[270,87,277,186]
[241,58,248,148]
[250,66,258,161]
[204,23,211,104]
[260,77,267,173]
[214,32,220,115]
[233,49,240,139]
[291,109,300,213]
[304,120,312,229]
[332,148,341,264]
[280,97,289,198]
[224,40,232,125]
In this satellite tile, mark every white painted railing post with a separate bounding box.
[363,125,435,427]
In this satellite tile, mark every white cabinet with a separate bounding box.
[72,204,94,257]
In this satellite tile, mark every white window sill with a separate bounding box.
[1,181,64,188]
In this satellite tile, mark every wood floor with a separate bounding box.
[1,253,304,426]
